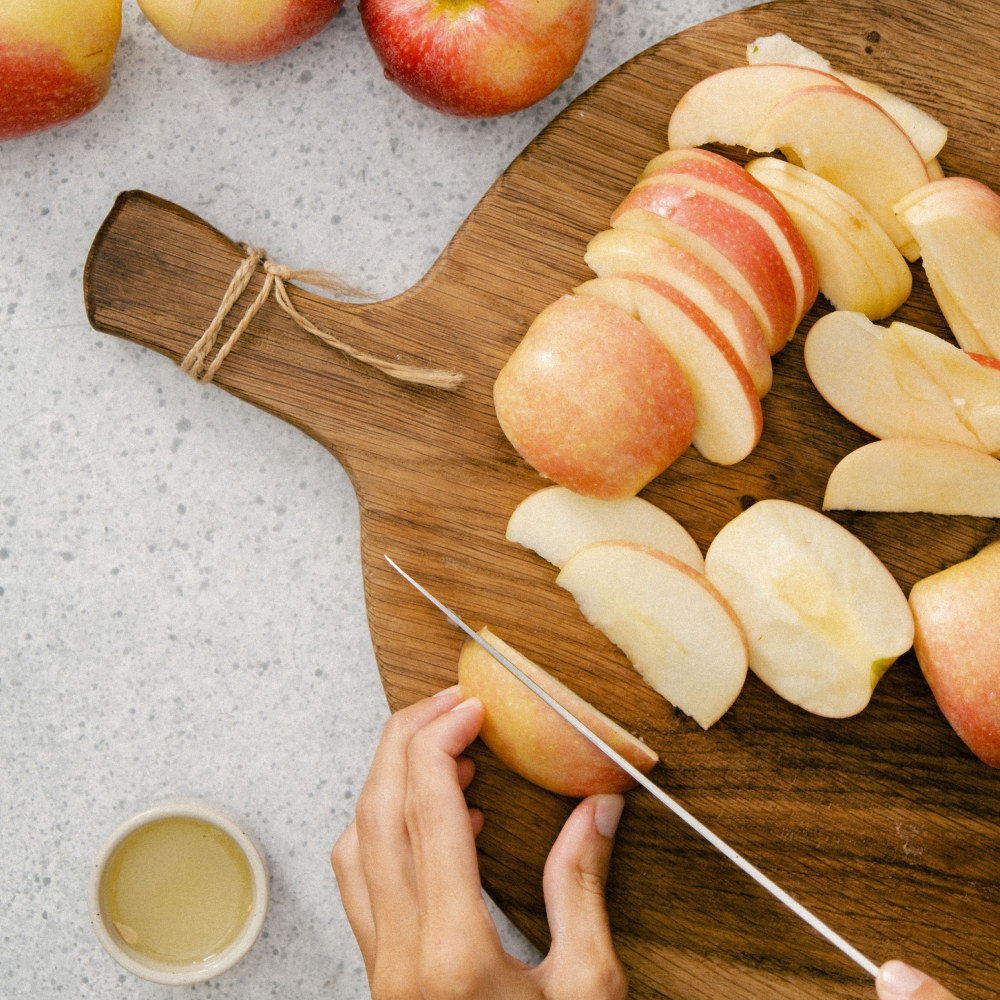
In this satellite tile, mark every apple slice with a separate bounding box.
[575,275,762,466]
[506,485,704,572]
[823,438,1000,516]
[804,311,1000,453]
[666,64,852,151]
[749,86,929,258]
[584,228,772,397]
[746,157,911,319]
[458,627,658,796]
[909,541,1000,768]
[493,295,696,500]
[556,542,748,729]
[704,499,914,717]
[895,177,1000,358]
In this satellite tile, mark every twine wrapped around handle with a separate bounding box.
[181,246,464,391]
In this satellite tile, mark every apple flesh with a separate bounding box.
[359,0,597,118]
[506,485,704,572]
[0,0,121,141]
[804,311,1000,454]
[557,541,748,729]
[746,157,911,320]
[493,294,696,500]
[137,0,342,63]
[823,438,1000,517]
[909,541,1000,768]
[704,499,914,717]
[457,626,658,796]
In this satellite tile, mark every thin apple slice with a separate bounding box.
[556,541,748,729]
[575,275,762,466]
[666,64,852,151]
[746,157,911,319]
[823,438,1000,516]
[895,177,1000,358]
[704,499,914,718]
[458,627,658,797]
[804,311,1000,453]
[585,228,772,397]
[506,485,704,572]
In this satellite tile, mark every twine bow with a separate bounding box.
[181,247,463,391]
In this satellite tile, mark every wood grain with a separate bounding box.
[83,2,1000,997]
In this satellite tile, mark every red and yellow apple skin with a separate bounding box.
[910,542,1000,768]
[0,0,120,141]
[458,628,658,796]
[359,0,596,118]
[137,0,342,64]
[493,295,696,501]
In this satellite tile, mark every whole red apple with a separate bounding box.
[359,0,597,118]
[0,0,121,142]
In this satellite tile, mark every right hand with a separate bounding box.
[877,961,959,1000]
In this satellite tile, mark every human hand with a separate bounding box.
[331,686,628,1000]
[877,961,960,1000]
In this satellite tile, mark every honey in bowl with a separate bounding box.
[101,816,255,965]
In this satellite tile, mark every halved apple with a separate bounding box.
[575,275,762,466]
[506,485,704,572]
[804,311,1000,453]
[823,438,1000,516]
[458,627,659,797]
[746,157,911,319]
[556,541,749,729]
[704,499,914,717]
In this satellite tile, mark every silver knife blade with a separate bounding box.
[385,554,880,979]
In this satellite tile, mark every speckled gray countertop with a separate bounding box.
[1,1,756,995]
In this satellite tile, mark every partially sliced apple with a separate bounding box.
[746,157,911,319]
[750,86,929,258]
[458,627,658,797]
[823,438,1000,516]
[704,499,914,718]
[895,177,1000,358]
[506,485,704,572]
[584,228,772,397]
[575,275,762,466]
[556,541,748,729]
[804,311,1000,453]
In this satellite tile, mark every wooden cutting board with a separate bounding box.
[84,1,1000,996]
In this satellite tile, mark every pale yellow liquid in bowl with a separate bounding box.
[101,816,255,966]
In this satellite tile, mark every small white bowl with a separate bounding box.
[87,797,269,986]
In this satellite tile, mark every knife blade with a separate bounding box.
[385,554,880,979]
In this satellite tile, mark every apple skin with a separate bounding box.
[359,0,597,118]
[910,542,1000,768]
[458,627,658,796]
[137,0,342,64]
[0,0,121,141]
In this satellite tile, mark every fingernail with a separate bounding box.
[433,684,462,697]
[594,794,625,838]
[449,696,481,713]
[878,961,927,999]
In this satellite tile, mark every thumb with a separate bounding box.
[533,794,628,1000]
[876,961,959,1000]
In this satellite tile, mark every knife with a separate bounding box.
[385,554,881,979]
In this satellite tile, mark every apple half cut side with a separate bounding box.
[804,311,1000,453]
[575,275,762,466]
[910,541,1000,768]
[895,177,1000,358]
[506,485,704,572]
[493,295,696,501]
[704,499,914,718]
[584,228,772,397]
[823,438,1000,516]
[556,541,749,729]
[746,157,911,320]
[457,627,658,797]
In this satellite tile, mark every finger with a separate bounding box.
[469,807,484,838]
[329,821,376,972]
[533,794,628,1000]
[457,754,476,790]
[877,961,960,1000]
